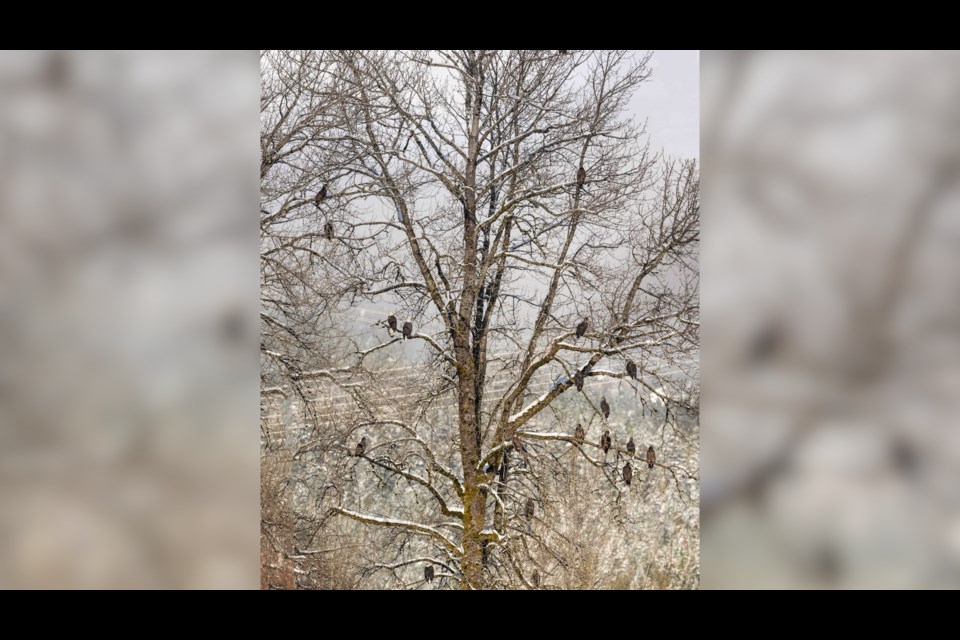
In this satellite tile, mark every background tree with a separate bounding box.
[261,50,699,589]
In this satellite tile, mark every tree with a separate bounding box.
[261,50,699,589]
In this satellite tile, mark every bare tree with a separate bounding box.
[261,50,699,589]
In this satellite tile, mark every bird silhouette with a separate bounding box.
[314,184,327,206]
[626,360,637,380]
[576,166,586,187]
[354,436,367,457]
[525,497,535,519]
[324,221,334,240]
[573,370,584,391]
[623,462,633,486]
[627,437,636,456]
[646,445,656,469]
[573,423,585,445]
[424,565,434,583]
[600,396,610,419]
[600,430,611,457]
[387,312,398,336]
[575,317,589,340]
[531,570,540,588]
[402,317,413,340]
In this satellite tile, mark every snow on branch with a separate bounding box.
[329,507,462,555]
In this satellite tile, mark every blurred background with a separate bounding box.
[0,51,259,588]
[701,50,960,588]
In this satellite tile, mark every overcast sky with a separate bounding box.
[631,50,699,160]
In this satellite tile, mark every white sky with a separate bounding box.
[631,50,699,160]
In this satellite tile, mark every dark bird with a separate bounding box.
[314,184,327,206]
[573,423,585,445]
[600,396,610,419]
[424,565,434,583]
[576,166,586,187]
[623,462,633,486]
[600,430,611,456]
[387,312,398,336]
[513,435,523,454]
[646,445,656,469]
[531,570,540,588]
[626,359,637,380]
[525,497,535,519]
[575,317,589,340]
[573,370,584,391]
[354,436,367,457]
[402,317,413,340]
[558,50,569,55]
[324,221,334,240]
[626,437,636,456]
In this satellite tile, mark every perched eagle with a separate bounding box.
[626,437,636,456]
[623,462,633,486]
[573,423,585,445]
[531,570,540,588]
[525,497,535,519]
[324,221,334,241]
[558,50,568,55]
[626,359,637,380]
[646,445,656,469]
[600,396,610,419]
[314,184,327,206]
[576,166,586,187]
[513,435,523,454]
[600,430,611,456]
[402,317,413,340]
[424,565,434,583]
[387,312,398,336]
[575,317,589,340]
[573,370,584,392]
[354,436,367,457]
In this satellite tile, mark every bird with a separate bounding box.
[623,462,633,486]
[573,423,585,445]
[402,317,413,340]
[558,50,569,55]
[531,570,540,588]
[600,396,610,419]
[576,166,586,187]
[513,435,523,454]
[626,437,636,456]
[626,359,637,380]
[575,317,589,340]
[424,565,434,583]
[354,436,367,457]
[324,221,334,240]
[387,312,398,336]
[525,497,535,519]
[600,430,611,456]
[646,445,656,469]
[314,184,327,206]
[573,370,584,391]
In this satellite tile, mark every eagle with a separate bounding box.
[600,430,611,456]
[424,565,434,583]
[576,166,586,187]
[573,370,584,391]
[646,445,656,469]
[354,436,367,457]
[573,423,585,445]
[387,312,398,336]
[626,359,637,380]
[623,462,633,486]
[626,437,636,456]
[314,184,327,206]
[600,396,610,419]
[531,570,540,588]
[575,317,589,340]
[513,435,523,453]
[525,497,535,519]
[402,317,413,340]
[324,221,334,240]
